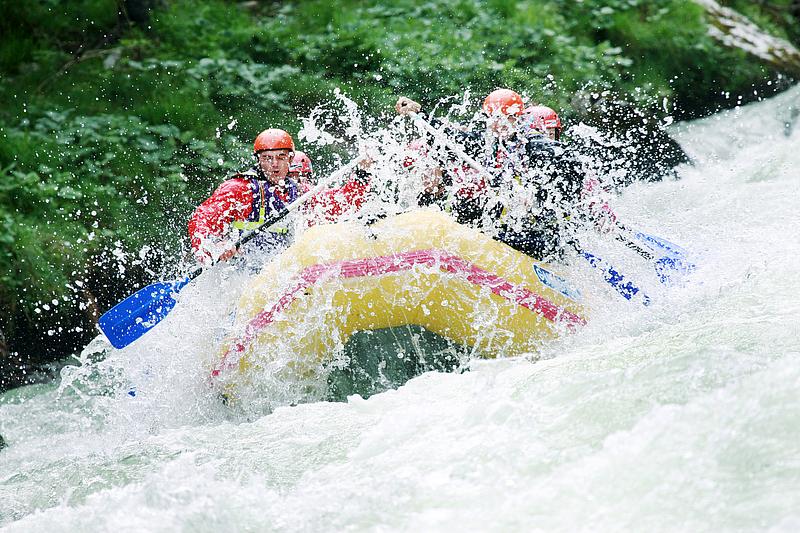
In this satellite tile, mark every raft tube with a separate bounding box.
[212,209,587,395]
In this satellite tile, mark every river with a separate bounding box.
[1,85,799,532]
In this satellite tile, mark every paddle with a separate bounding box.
[98,158,361,349]
[578,249,650,305]
[406,111,651,304]
[613,222,695,284]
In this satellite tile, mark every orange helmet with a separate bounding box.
[522,105,562,131]
[482,89,524,116]
[289,150,313,175]
[254,129,295,153]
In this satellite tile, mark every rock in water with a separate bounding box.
[695,0,800,78]
[569,92,690,187]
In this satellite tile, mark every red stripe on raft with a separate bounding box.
[211,249,585,378]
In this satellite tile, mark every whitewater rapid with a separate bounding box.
[1,85,799,531]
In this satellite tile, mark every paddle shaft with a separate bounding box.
[614,231,655,261]
[408,112,496,184]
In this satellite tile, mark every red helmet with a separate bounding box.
[254,129,295,153]
[482,89,524,116]
[289,150,313,175]
[522,105,562,132]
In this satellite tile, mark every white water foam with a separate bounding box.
[2,85,799,531]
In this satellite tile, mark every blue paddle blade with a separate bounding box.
[634,231,687,259]
[581,252,650,305]
[98,277,191,349]
[654,255,695,284]
[633,231,696,283]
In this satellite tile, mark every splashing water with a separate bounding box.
[1,85,800,531]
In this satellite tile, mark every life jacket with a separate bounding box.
[228,168,300,234]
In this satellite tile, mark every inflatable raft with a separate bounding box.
[212,209,587,397]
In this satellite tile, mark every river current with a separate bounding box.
[1,85,799,532]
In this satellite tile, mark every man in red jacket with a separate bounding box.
[188,129,301,264]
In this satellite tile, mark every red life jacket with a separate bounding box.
[228,170,300,231]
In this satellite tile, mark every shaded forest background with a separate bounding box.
[1,0,799,390]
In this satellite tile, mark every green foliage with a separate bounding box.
[0,0,797,382]
[0,0,119,72]
[147,0,258,59]
[0,108,247,365]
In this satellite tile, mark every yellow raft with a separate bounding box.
[212,209,587,394]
